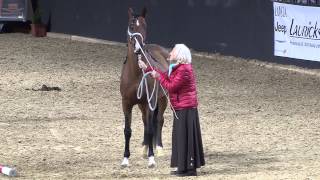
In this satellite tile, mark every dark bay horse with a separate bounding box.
[120,7,169,168]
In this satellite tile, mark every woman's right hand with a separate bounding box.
[151,70,160,79]
[138,60,147,70]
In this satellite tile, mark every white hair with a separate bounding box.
[174,44,192,64]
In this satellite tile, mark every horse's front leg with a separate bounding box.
[121,100,133,168]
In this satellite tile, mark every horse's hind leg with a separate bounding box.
[139,101,158,167]
[152,105,159,148]
[139,104,149,158]
[155,97,167,156]
[121,100,133,168]
[146,108,156,168]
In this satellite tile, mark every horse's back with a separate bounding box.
[144,44,169,58]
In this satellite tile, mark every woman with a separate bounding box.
[138,44,205,176]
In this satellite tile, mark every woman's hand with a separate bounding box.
[138,60,147,70]
[151,70,160,79]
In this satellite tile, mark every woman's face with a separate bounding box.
[167,48,177,62]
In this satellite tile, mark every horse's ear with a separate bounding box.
[128,7,134,18]
[141,7,147,18]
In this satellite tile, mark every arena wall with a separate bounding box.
[39,0,320,68]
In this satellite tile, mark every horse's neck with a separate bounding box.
[143,44,169,72]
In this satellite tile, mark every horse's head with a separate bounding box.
[127,7,147,54]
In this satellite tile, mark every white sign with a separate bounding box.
[274,2,320,61]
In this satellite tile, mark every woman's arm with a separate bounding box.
[140,61,167,77]
[157,67,189,93]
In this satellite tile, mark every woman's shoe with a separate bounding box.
[176,169,197,177]
[170,170,184,175]
[170,170,178,175]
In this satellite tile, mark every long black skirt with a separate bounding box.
[170,108,205,171]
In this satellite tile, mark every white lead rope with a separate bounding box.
[133,36,179,120]
[137,61,158,111]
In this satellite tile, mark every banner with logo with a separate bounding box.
[274,2,320,61]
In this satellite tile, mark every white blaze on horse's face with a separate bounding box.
[134,42,140,53]
[127,17,145,53]
[134,20,142,53]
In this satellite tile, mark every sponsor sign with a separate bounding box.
[274,2,320,61]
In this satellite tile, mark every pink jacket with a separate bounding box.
[151,64,198,110]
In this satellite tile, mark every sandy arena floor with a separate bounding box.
[0,33,320,179]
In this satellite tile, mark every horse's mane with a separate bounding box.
[143,44,169,73]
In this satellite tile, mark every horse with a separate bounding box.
[120,7,170,168]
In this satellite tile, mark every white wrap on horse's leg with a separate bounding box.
[121,157,129,167]
[148,156,156,168]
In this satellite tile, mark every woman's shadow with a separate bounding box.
[201,151,280,175]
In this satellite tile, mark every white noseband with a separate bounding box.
[127,28,145,46]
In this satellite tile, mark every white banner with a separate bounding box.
[274,2,320,61]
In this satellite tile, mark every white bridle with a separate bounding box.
[127,27,145,45]
[127,27,145,53]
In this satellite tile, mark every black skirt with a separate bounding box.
[170,108,205,171]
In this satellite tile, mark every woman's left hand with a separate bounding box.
[151,70,160,79]
[138,60,147,70]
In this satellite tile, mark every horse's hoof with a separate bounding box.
[148,163,155,168]
[121,157,129,168]
[142,145,148,159]
[156,146,164,157]
[148,156,156,168]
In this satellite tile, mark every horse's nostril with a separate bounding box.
[134,49,141,54]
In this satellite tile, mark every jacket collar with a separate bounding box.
[168,63,183,76]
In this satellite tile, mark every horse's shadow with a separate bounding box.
[201,151,281,175]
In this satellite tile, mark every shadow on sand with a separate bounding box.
[201,151,281,175]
